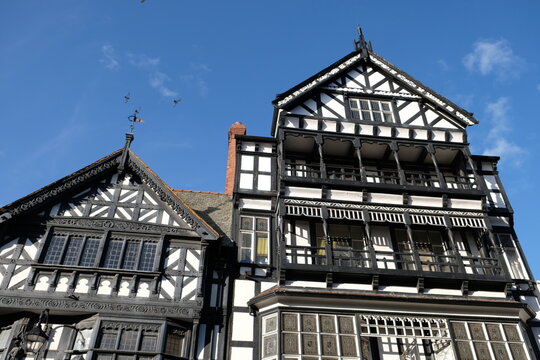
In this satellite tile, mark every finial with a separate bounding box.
[118,132,134,173]
[127,108,144,134]
[353,25,372,56]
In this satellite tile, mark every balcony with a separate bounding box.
[283,236,505,281]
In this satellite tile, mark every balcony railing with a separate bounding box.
[284,239,505,278]
[283,162,478,190]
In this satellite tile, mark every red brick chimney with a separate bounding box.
[225,122,246,195]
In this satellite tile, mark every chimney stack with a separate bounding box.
[225,122,246,195]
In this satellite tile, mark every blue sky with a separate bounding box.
[1,1,539,275]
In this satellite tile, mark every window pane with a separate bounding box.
[351,109,361,120]
[241,232,252,248]
[140,333,157,351]
[256,218,268,231]
[384,113,393,122]
[349,99,359,110]
[241,216,253,230]
[79,238,100,267]
[373,112,382,122]
[138,243,157,271]
[165,332,184,355]
[256,233,269,263]
[381,102,391,111]
[43,236,66,264]
[360,100,369,110]
[121,240,139,270]
[361,111,372,121]
[119,329,138,350]
[99,332,118,348]
[103,240,123,269]
[240,249,252,262]
[63,237,83,266]
[370,101,380,111]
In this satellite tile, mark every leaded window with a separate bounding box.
[96,322,160,359]
[42,231,158,272]
[349,99,394,123]
[451,321,530,360]
[239,216,270,264]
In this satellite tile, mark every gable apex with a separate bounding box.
[272,48,477,132]
[0,149,220,241]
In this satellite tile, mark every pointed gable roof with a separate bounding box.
[0,148,220,241]
[271,47,477,133]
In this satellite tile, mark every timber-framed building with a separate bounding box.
[0,31,539,360]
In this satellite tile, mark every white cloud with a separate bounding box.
[481,97,525,164]
[149,71,178,98]
[463,40,524,79]
[99,44,119,70]
[127,53,160,68]
[180,64,210,97]
[436,59,450,71]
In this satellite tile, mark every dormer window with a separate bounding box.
[349,99,394,123]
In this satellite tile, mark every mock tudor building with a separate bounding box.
[0,31,539,360]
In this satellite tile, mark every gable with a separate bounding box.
[47,172,192,229]
[273,49,477,136]
[0,149,219,240]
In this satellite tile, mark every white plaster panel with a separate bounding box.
[359,124,373,135]
[304,119,318,130]
[257,174,272,191]
[378,126,392,138]
[412,129,428,141]
[376,79,391,92]
[118,280,130,296]
[241,142,256,152]
[291,105,311,116]
[435,118,458,129]
[240,155,254,171]
[448,131,464,143]
[293,221,310,247]
[432,130,445,141]
[254,268,267,276]
[261,281,277,293]
[0,239,18,258]
[239,198,272,210]
[47,325,64,351]
[395,127,409,138]
[322,120,337,131]
[286,280,326,288]
[230,347,253,360]
[164,248,181,270]
[181,276,197,300]
[380,286,418,294]
[159,277,175,299]
[341,122,355,134]
[333,283,372,291]
[328,189,363,201]
[234,279,255,306]
[346,68,366,88]
[239,173,253,190]
[409,195,442,208]
[137,281,151,298]
[231,313,254,341]
[56,276,69,292]
[9,266,30,288]
[409,117,425,126]
[259,143,273,153]
[368,70,385,86]
[23,238,39,260]
[284,186,322,199]
[425,108,439,124]
[424,288,462,296]
[35,275,50,291]
[97,279,112,295]
[186,249,199,271]
[322,93,346,118]
[469,291,505,298]
[398,101,420,122]
[258,157,271,172]
[74,277,90,294]
[449,198,482,210]
[369,193,402,205]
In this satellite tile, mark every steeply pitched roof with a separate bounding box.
[271,48,477,132]
[0,148,221,241]
[174,190,233,241]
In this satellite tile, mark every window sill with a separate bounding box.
[33,264,161,277]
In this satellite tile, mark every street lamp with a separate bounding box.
[23,309,49,355]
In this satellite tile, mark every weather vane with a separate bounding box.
[128,108,144,133]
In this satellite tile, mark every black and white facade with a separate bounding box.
[227,35,540,360]
[1,32,539,360]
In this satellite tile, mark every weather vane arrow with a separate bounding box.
[128,108,144,133]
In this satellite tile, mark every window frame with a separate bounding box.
[238,215,271,265]
[348,98,395,123]
[40,229,160,272]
